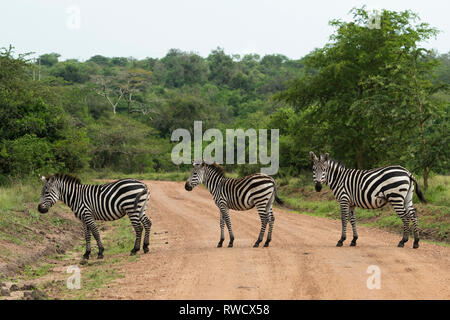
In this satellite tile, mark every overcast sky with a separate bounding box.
[1,0,449,61]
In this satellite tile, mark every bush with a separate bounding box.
[4,134,58,177]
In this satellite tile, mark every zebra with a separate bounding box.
[38,174,151,260]
[309,152,426,249]
[185,160,283,248]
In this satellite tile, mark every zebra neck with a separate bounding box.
[204,169,225,194]
[326,162,346,191]
[59,181,83,210]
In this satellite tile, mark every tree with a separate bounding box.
[207,47,235,86]
[0,48,90,177]
[92,67,152,115]
[276,7,439,169]
[435,52,450,83]
[88,55,111,66]
[39,53,60,66]
[161,49,209,87]
[87,115,165,172]
[50,61,89,83]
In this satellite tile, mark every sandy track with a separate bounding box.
[98,180,450,300]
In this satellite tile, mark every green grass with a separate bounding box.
[103,218,137,255]
[83,168,241,183]
[85,169,191,182]
[417,174,450,206]
[68,268,124,300]
[47,218,134,299]
[22,263,54,279]
[0,179,40,212]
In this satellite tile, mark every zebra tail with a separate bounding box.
[275,194,283,205]
[411,175,427,204]
[273,182,284,205]
[134,186,149,216]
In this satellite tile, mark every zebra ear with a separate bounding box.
[323,153,330,161]
[309,151,317,161]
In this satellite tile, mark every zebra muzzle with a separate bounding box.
[185,182,193,191]
[315,182,322,192]
[37,204,48,214]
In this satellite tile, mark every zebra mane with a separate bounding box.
[329,158,346,169]
[206,163,226,176]
[50,173,82,185]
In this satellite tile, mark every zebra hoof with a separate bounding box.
[80,258,88,265]
[217,242,223,248]
[227,243,233,248]
[336,241,343,247]
[97,254,104,260]
[397,242,405,248]
[413,240,419,249]
[130,249,139,256]
[263,242,270,247]
[350,242,357,247]
[253,242,260,248]
[143,246,149,253]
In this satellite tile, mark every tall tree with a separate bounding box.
[276,7,439,169]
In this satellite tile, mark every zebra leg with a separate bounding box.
[217,211,225,248]
[390,198,409,247]
[337,201,349,247]
[82,221,91,260]
[410,208,420,249]
[397,212,410,248]
[254,207,269,248]
[405,187,420,249]
[86,219,104,259]
[140,214,152,253]
[349,206,358,246]
[129,215,144,255]
[264,209,275,247]
[223,209,234,247]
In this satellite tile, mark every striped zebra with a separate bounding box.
[310,152,426,249]
[185,161,283,248]
[38,174,151,260]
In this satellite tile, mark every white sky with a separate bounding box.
[1,0,449,61]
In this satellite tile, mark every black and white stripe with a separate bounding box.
[38,174,151,259]
[310,152,426,248]
[185,161,283,248]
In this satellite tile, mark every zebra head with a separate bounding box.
[310,152,330,192]
[38,175,60,214]
[185,160,206,191]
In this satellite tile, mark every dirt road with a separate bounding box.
[98,180,450,300]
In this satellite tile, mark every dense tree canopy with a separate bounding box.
[274,7,449,187]
[0,7,449,185]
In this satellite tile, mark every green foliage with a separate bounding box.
[49,61,90,84]
[53,128,91,172]
[3,134,55,176]
[161,49,208,87]
[87,114,171,172]
[276,7,446,175]
[0,48,91,178]
[1,6,449,183]
[39,53,60,67]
